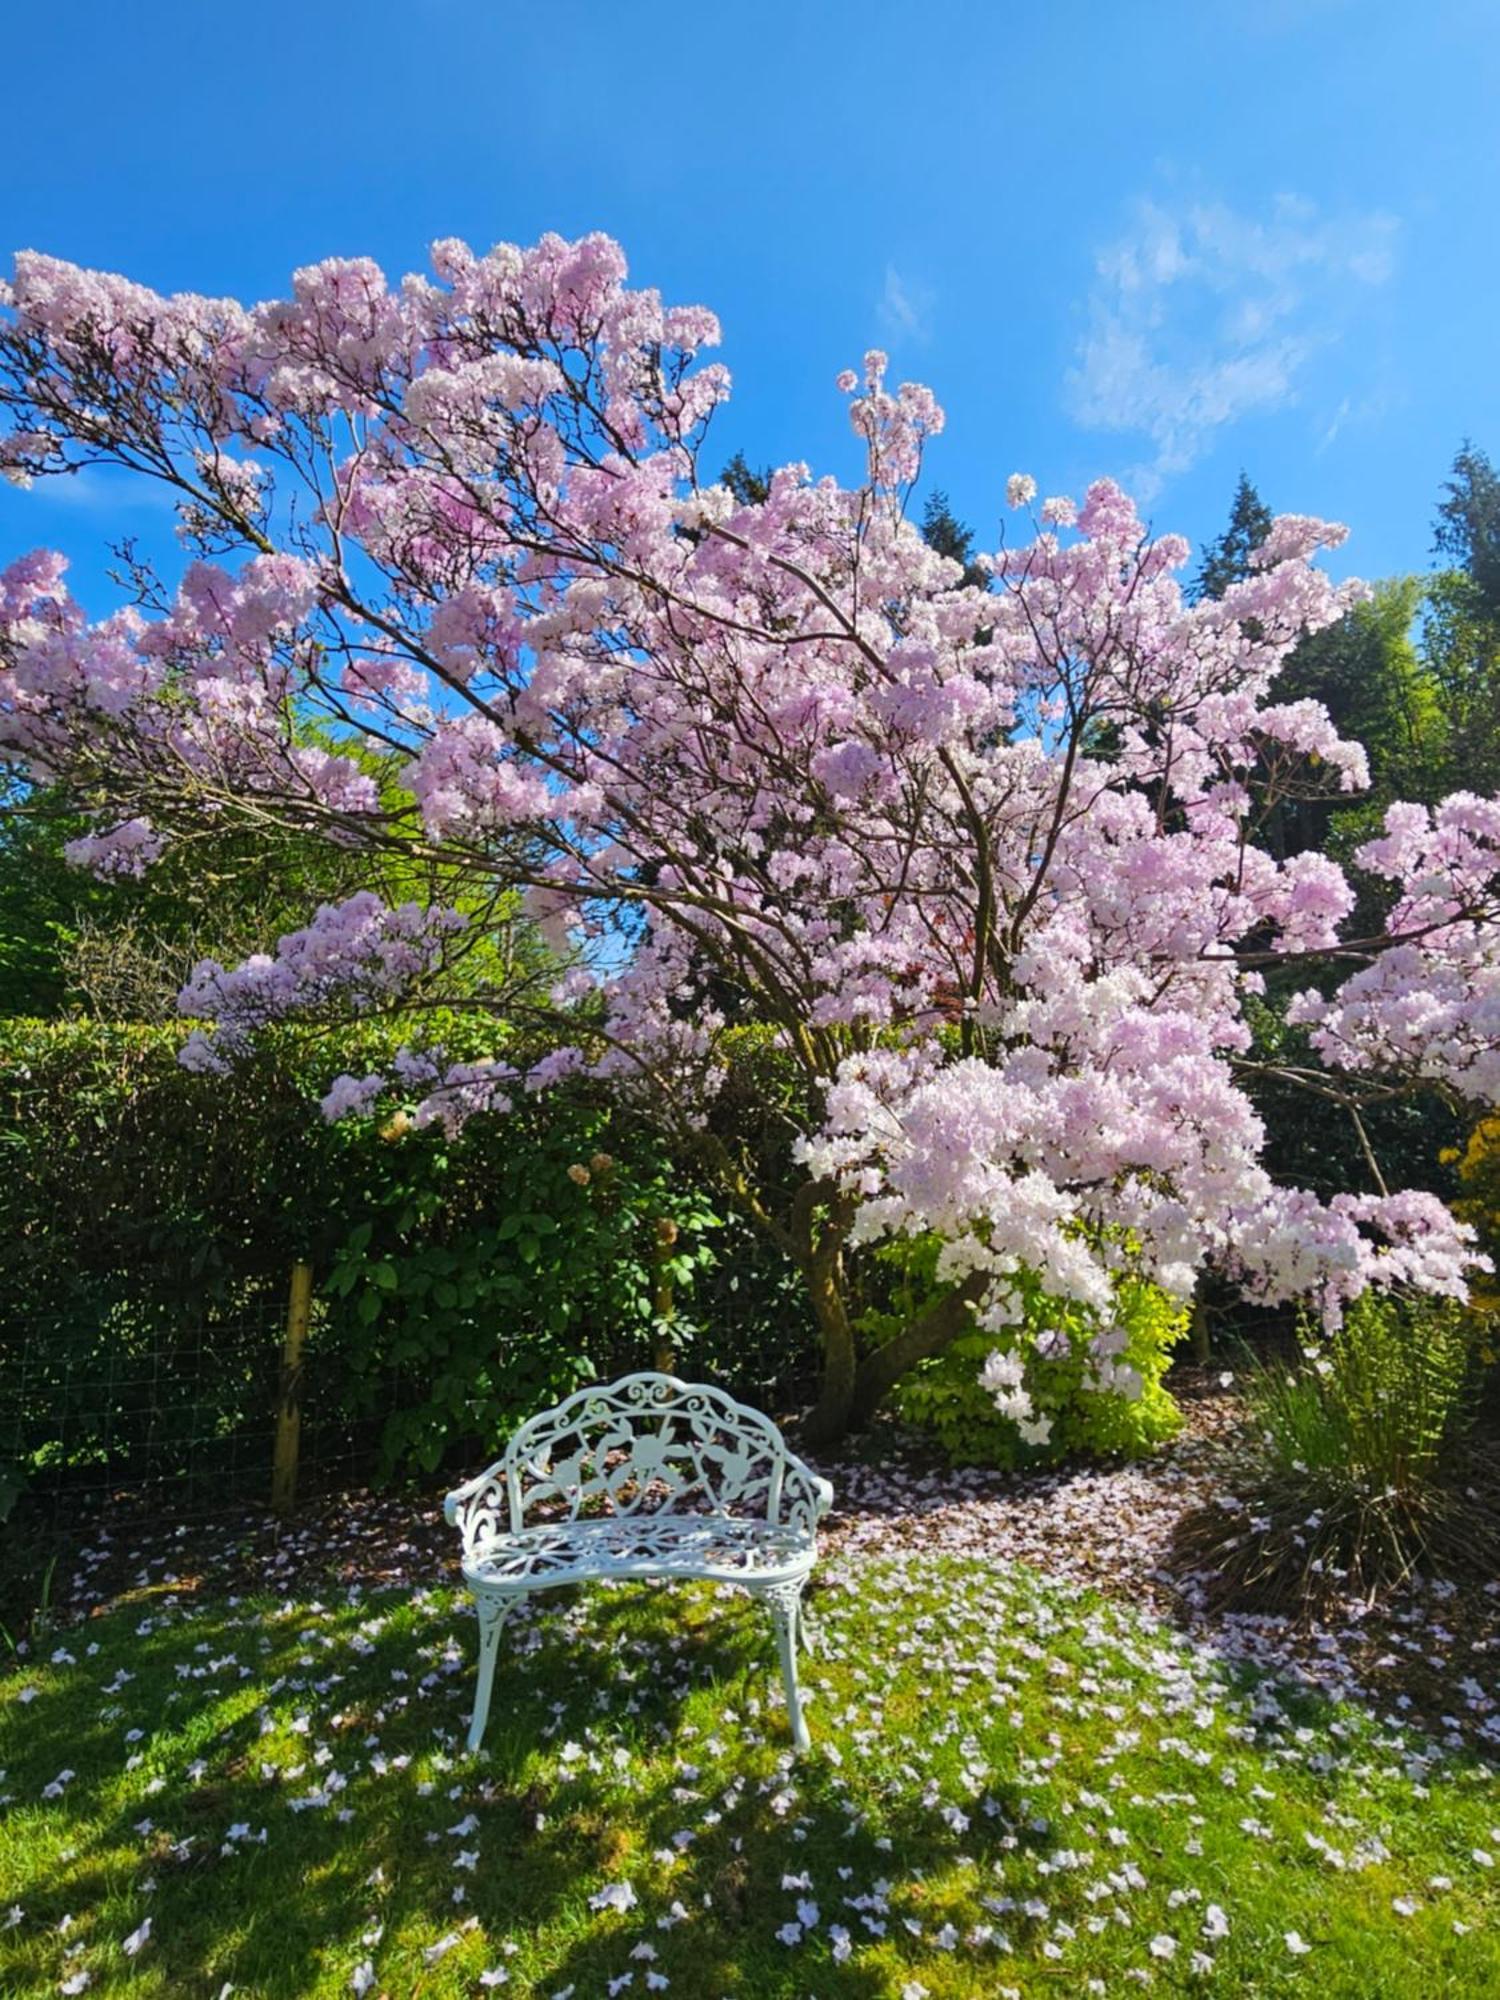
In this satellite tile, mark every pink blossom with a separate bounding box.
[1,230,1494,1427]
[62,817,163,879]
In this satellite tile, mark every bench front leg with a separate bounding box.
[467,1593,513,1753]
[757,1579,810,1753]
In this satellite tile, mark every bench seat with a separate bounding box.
[445,1371,833,1752]
[461,1511,819,1592]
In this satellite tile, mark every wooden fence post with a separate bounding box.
[272,1261,314,1518]
[651,1217,678,1373]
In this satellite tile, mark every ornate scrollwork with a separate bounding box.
[447,1371,830,1558]
[444,1372,833,1752]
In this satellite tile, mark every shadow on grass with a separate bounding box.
[5,1563,1496,1998]
[0,1572,1065,1996]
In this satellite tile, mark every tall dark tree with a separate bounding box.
[720,451,772,506]
[1424,442,1500,797]
[1191,472,1273,602]
[1434,442,1500,624]
[920,489,991,591]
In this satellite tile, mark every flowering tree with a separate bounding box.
[2,233,1497,1442]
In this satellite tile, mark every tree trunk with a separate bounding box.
[801,1252,859,1446]
[802,1260,989,1447]
[777,1176,989,1448]
[848,1273,988,1428]
[1191,1298,1211,1365]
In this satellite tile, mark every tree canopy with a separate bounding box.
[1,236,1497,1438]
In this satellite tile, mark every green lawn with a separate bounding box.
[0,1549,1495,1997]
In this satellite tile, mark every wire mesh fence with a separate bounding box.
[0,1273,418,1633]
[0,1217,824,1638]
[1,1256,818,1515]
[0,1282,395,1528]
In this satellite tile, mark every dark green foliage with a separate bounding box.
[720,451,771,505]
[920,489,991,591]
[1422,442,1500,797]
[1184,1296,1496,1608]
[0,787,120,1016]
[0,1019,817,1498]
[1434,441,1500,623]
[318,1099,725,1474]
[1191,476,1461,1207]
[1244,990,1463,1213]
[1239,586,1460,1206]
[1190,471,1272,602]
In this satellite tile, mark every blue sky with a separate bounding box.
[2,0,1496,603]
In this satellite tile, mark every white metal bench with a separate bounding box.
[444,1372,834,1752]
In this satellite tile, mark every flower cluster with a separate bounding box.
[2,229,1496,1428]
[178,893,466,1071]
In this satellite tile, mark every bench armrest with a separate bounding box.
[777,1452,833,1533]
[444,1463,508,1542]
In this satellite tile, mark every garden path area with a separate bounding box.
[2,1381,1497,1997]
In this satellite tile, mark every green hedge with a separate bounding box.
[0,1018,818,1498]
[1,1016,1198,1504]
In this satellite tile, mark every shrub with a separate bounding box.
[1450,1116,1500,1335]
[886,1244,1188,1468]
[320,1093,724,1473]
[0,1018,818,1495]
[1184,1292,1495,1608]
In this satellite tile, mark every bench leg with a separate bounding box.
[467,1595,511,1754]
[759,1580,810,1752]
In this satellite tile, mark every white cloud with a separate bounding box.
[877,264,934,344]
[19,463,173,517]
[1066,193,1399,498]
[1318,394,1354,453]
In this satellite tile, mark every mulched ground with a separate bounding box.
[13,1368,1499,1759]
[821,1372,1500,1760]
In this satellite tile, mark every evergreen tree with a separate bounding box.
[920,489,991,591]
[1423,441,1500,796]
[1434,442,1500,623]
[1191,472,1273,602]
[721,451,771,506]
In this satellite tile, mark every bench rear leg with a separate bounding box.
[467,1595,512,1753]
[760,1580,810,1752]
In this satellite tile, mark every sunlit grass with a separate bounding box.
[1,1554,1496,1996]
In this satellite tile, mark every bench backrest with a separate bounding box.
[489,1372,820,1537]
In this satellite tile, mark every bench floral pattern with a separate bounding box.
[445,1373,833,1751]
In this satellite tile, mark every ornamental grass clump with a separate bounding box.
[1186,1294,1496,1610]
